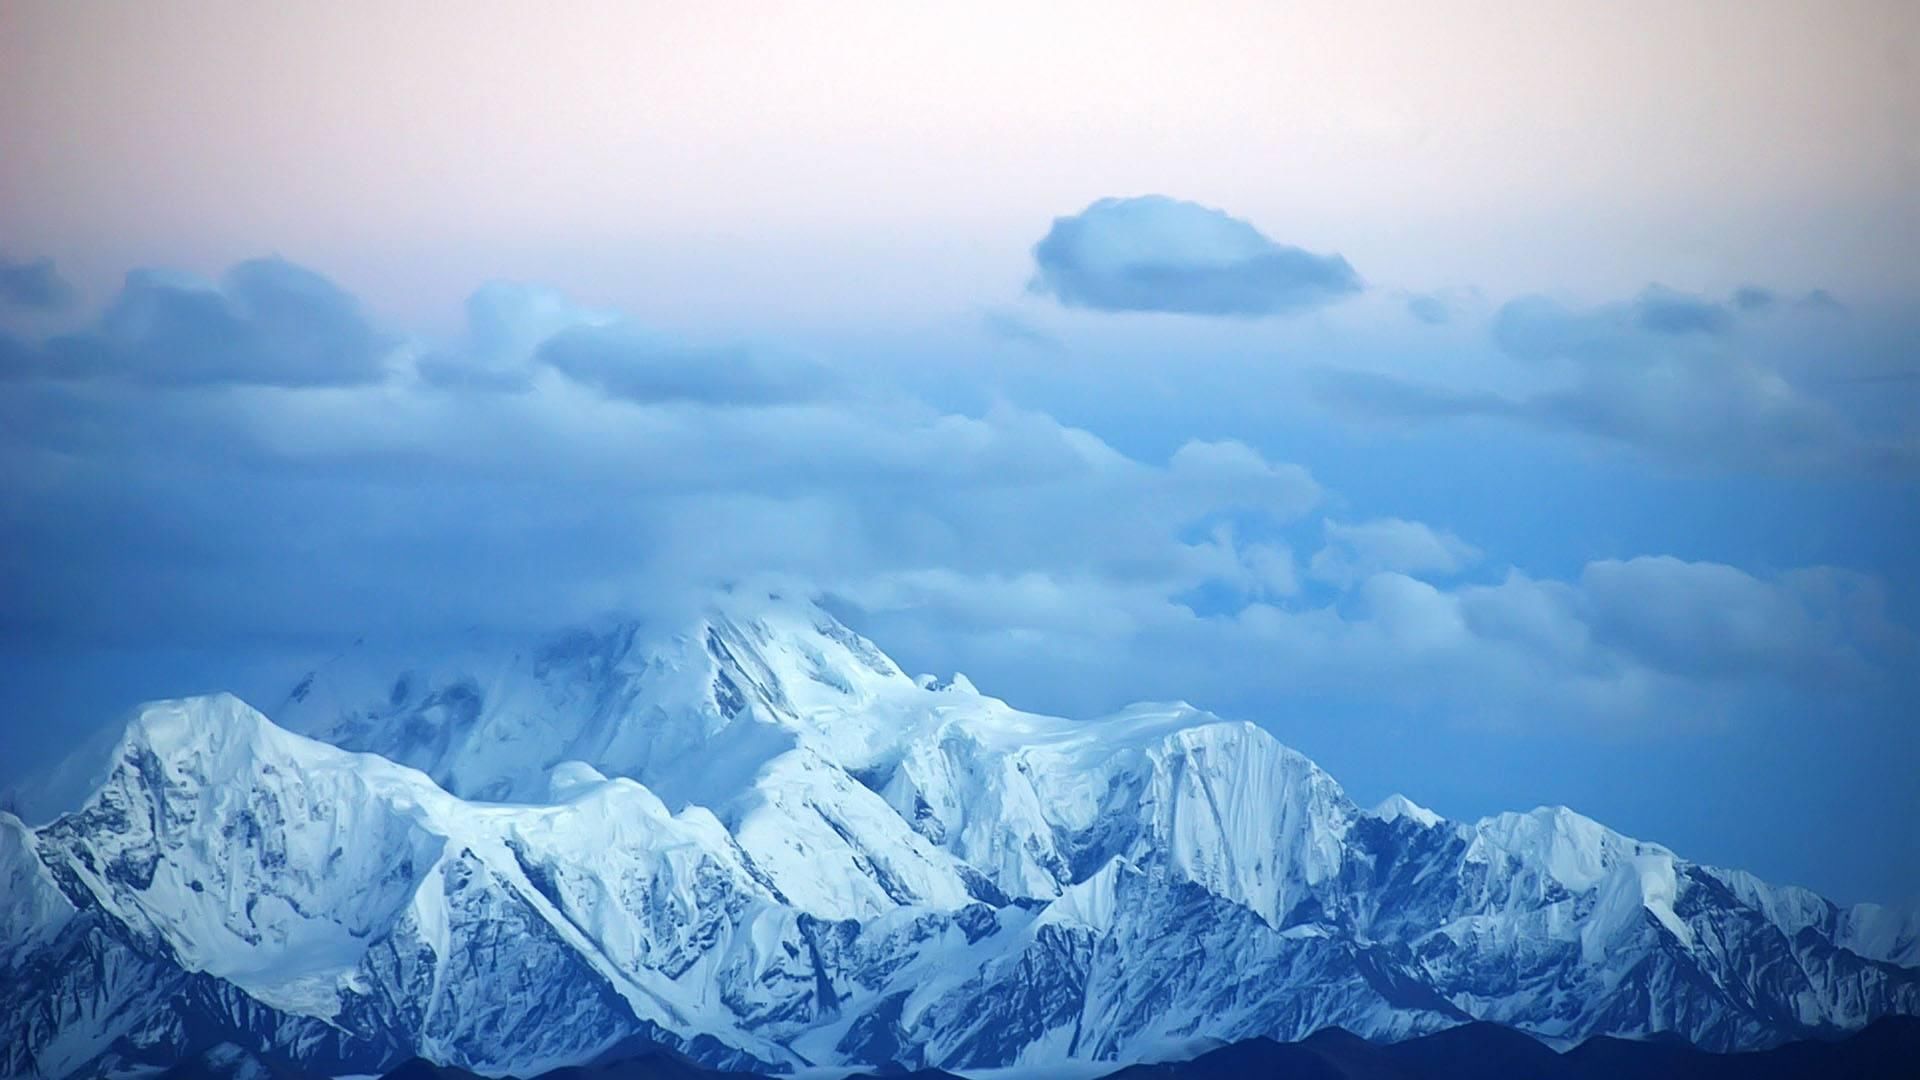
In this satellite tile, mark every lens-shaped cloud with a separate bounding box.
[1030,195,1361,317]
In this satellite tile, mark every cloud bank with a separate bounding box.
[1316,284,1913,474]
[0,256,1907,742]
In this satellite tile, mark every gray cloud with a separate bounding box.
[403,281,827,406]
[1315,361,1894,474]
[1493,286,1738,364]
[537,326,836,407]
[11,259,390,387]
[0,256,75,312]
[1633,286,1734,336]
[1494,284,1840,357]
[1317,284,1913,475]
[1030,195,1361,317]
[1577,558,1899,682]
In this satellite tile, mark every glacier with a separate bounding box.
[3,591,1917,1078]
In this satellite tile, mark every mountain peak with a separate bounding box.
[116,693,287,774]
[1373,793,1443,827]
[269,589,934,807]
[1470,804,1679,899]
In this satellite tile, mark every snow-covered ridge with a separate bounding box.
[1373,793,1442,828]
[5,591,1918,1078]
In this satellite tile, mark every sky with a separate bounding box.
[1,1,1916,905]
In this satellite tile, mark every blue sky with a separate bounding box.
[1,1,1915,905]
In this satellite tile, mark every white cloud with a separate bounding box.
[1308,517,1479,588]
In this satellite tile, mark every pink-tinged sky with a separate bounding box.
[2,1,1915,328]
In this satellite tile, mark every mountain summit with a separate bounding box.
[5,593,1917,1078]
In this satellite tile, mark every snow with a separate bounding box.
[36,695,453,1017]
[1837,901,1920,967]
[1474,806,1634,893]
[1373,793,1443,828]
[1035,857,1134,933]
[10,590,1918,1078]
[546,760,610,801]
[0,811,76,963]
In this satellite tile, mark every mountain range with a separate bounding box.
[4,592,1917,1078]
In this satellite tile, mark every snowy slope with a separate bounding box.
[5,592,1918,1078]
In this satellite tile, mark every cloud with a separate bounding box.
[1632,285,1734,336]
[405,282,828,406]
[536,325,835,406]
[1029,195,1361,317]
[0,263,824,407]
[1406,294,1451,325]
[1308,517,1478,588]
[0,256,1908,755]
[1492,286,1737,364]
[1165,438,1320,517]
[1578,557,1900,681]
[842,549,1909,732]
[0,256,75,312]
[11,258,390,387]
[465,281,617,364]
[979,309,1062,351]
[1316,360,1891,474]
[1800,288,1846,312]
[1316,284,1914,475]
[1732,285,1778,313]
[416,281,616,392]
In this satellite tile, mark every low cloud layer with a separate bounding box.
[1316,284,1913,474]
[0,255,1907,751]
[1030,196,1362,317]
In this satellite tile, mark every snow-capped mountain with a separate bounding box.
[5,592,1917,1079]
